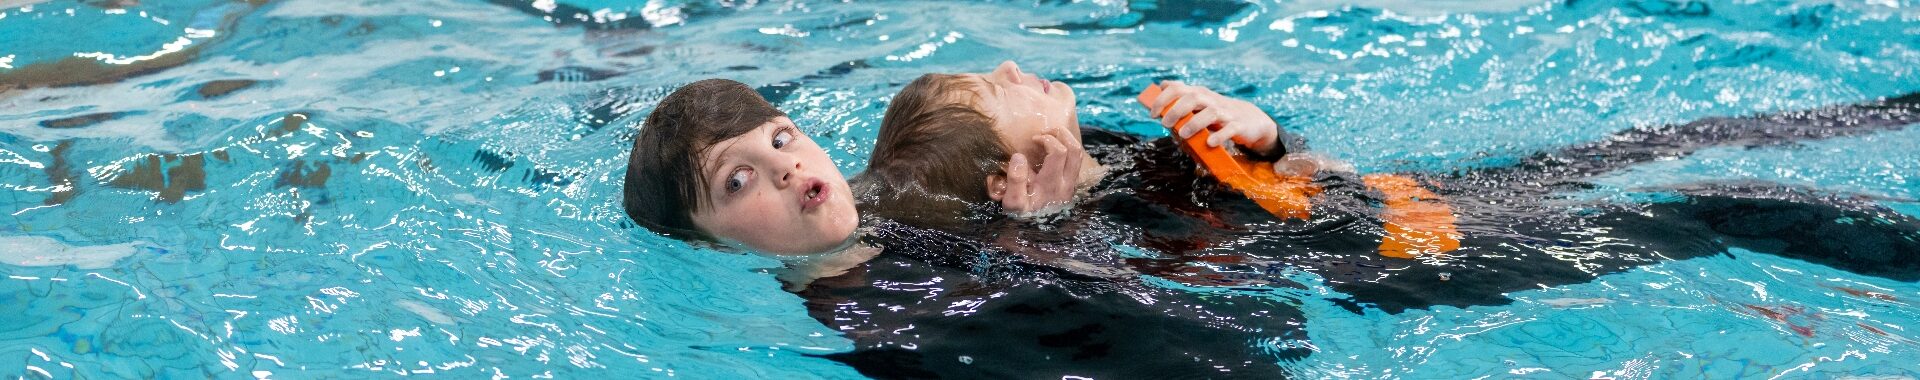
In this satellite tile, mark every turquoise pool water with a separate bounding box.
[3,0,1919,378]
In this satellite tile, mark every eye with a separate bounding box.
[772,128,795,149]
[724,168,751,194]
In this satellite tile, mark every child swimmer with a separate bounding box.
[621,79,876,287]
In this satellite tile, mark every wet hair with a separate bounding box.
[623,79,786,241]
[859,73,1011,229]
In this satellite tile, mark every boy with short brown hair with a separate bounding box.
[623,78,861,256]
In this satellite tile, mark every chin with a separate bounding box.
[782,203,858,255]
[824,203,861,238]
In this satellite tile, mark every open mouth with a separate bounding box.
[800,179,829,211]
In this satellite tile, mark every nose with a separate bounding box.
[996,61,1023,84]
[771,153,803,189]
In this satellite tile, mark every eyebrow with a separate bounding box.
[979,75,1003,98]
[700,138,744,206]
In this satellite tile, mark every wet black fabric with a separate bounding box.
[805,250,1310,379]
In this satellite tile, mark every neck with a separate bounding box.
[770,236,881,292]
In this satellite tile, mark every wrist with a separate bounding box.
[1253,136,1282,156]
[1240,134,1284,160]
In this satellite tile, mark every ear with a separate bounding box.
[986,174,1008,202]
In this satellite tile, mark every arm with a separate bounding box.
[1144,81,1353,177]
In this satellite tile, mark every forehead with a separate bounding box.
[698,116,789,158]
[948,74,999,111]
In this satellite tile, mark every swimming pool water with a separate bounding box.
[3,0,1919,378]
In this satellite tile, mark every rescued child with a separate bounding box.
[861,60,1349,228]
[854,61,1395,283]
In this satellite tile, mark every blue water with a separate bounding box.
[3,0,1919,378]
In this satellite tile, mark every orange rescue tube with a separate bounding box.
[1137,84,1319,219]
[1362,174,1461,258]
[1137,84,1459,258]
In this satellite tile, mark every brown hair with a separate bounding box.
[859,74,1010,229]
[623,79,786,240]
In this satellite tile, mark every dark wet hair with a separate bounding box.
[859,73,1010,230]
[623,79,786,240]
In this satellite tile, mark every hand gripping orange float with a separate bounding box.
[1137,84,1460,258]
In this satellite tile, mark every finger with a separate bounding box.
[1044,122,1083,150]
[1157,96,1187,127]
[1006,152,1033,188]
[1035,134,1073,186]
[1177,108,1222,139]
[1159,85,1214,127]
[1232,131,1276,153]
[1150,80,1186,117]
[1036,134,1070,172]
[1159,96,1210,129]
[1038,132,1082,179]
[1002,153,1032,210]
[1193,84,1221,97]
[1223,118,1265,148]
[1240,117,1283,153]
[1207,122,1237,148]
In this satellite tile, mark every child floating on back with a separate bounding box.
[862,61,1369,232]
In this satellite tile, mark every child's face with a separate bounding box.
[962,61,1083,163]
[689,116,859,255]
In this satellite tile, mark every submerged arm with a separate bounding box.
[1481,92,1920,182]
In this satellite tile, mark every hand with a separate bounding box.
[992,125,1085,218]
[1147,81,1282,155]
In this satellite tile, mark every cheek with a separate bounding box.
[802,148,842,178]
[997,129,1043,160]
[708,195,791,235]
[1048,100,1075,126]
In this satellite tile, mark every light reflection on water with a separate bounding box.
[1,0,1918,378]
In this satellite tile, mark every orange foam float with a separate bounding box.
[1136,84,1460,258]
[1361,174,1462,258]
[1138,84,1320,220]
